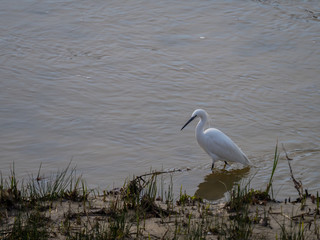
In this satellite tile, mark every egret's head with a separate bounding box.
[181,109,208,130]
[192,109,208,119]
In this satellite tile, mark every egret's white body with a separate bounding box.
[181,109,252,169]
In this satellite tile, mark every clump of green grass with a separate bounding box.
[65,171,178,240]
[220,144,281,239]
[176,187,202,207]
[27,162,89,202]
[220,182,254,240]
[0,163,91,239]
[3,210,51,240]
[316,191,320,215]
[226,143,279,212]
[186,216,211,240]
[0,162,88,211]
[121,173,174,218]
[68,209,131,240]
[222,210,253,240]
[265,142,280,198]
[278,219,307,240]
[0,164,23,209]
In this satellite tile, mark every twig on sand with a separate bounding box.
[282,144,303,200]
[269,210,292,220]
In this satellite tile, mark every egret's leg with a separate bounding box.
[223,161,228,169]
[211,163,214,170]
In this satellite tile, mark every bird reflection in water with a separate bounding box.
[195,167,250,201]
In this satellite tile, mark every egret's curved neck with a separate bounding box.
[195,115,207,139]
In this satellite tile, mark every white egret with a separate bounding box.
[181,109,252,169]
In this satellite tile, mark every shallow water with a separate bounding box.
[1,0,319,201]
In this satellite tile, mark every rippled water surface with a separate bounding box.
[1,0,319,200]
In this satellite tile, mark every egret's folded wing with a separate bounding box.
[203,128,251,165]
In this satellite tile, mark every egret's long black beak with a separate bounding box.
[181,115,197,130]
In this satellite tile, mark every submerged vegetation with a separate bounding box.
[0,146,319,239]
